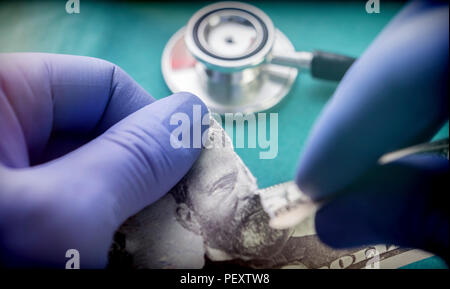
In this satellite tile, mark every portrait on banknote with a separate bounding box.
[107,118,435,269]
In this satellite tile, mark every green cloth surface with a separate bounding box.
[0,0,448,268]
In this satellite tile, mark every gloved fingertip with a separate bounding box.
[166,91,209,122]
[170,91,208,108]
[160,91,210,150]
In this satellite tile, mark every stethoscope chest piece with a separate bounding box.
[162,2,298,114]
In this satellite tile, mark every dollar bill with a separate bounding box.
[107,118,445,269]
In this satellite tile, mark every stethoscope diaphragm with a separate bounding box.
[161,1,355,114]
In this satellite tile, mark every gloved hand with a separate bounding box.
[0,53,208,267]
[296,1,449,262]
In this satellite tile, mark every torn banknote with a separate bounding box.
[108,118,446,269]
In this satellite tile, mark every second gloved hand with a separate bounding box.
[295,1,449,262]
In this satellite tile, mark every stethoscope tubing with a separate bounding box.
[271,50,356,82]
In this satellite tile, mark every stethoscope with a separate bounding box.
[162,1,356,114]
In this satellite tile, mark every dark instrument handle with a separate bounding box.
[311,50,356,81]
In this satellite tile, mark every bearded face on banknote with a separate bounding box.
[170,151,290,261]
[108,118,432,269]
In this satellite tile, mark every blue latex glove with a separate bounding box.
[0,53,208,267]
[296,1,449,262]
